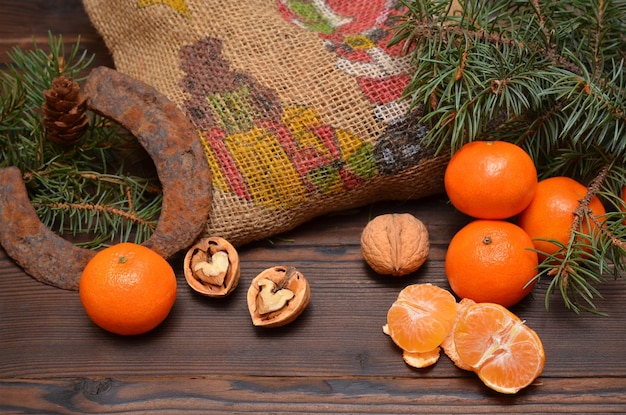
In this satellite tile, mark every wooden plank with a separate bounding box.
[1,376,625,414]
[1,200,626,381]
[1,1,626,412]
[0,0,113,68]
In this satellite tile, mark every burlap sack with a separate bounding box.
[82,0,448,247]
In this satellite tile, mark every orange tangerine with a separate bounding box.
[80,243,177,335]
[517,176,606,258]
[445,220,538,307]
[444,141,538,219]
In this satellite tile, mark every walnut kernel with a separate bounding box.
[183,236,240,297]
[247,266,310,328]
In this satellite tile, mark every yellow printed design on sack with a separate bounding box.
[179,37,377,210]
[136,0,191,17]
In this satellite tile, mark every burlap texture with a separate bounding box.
[82,0,448,246]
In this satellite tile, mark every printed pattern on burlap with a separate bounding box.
[82,0,448,246]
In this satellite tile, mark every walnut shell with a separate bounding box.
[247,266,310,328]
[183,237,240,297]
[361,213,429,276]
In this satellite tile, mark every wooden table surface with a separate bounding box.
[1,2,626,414]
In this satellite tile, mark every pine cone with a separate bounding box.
[42,75,89,146]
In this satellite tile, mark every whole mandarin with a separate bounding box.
[517,176,606,258]
[445,220,538,307]
[79,243,177,335]
[444,141,538,219]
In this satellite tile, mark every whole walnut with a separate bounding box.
[361,213,430,276]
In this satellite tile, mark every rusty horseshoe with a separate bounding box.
[0,66,212,290]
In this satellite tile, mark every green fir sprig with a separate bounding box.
[0,33,162,249]
[391,0,626,313]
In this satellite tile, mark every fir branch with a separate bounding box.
[393,0,626,155]
[40,200,156,232]
[0,73,26,132]
[0,34,162,249]
[393,0,626,313]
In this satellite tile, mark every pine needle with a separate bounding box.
[393,0,626,313]
[0,33,162,249]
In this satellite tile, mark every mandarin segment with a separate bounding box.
[385,284,457,353]
[383,286,545,394]
[402,347,441,368]
[441,298,476,371]
[383,323,441,368]
[453,302,545,394]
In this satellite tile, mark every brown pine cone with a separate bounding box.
[42,75,89,146]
